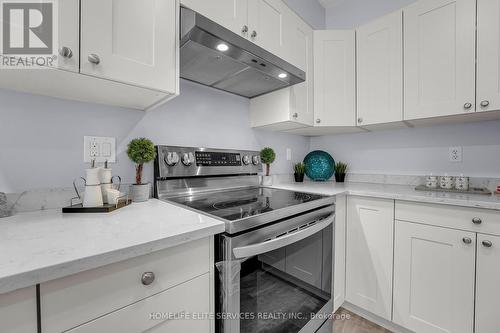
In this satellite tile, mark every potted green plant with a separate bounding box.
[127,138,156,202]
[260,147,276,186]
[335,161,348,183]
[293,162,306,182]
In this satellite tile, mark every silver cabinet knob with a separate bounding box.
[480,100,490,108]
[292,113,298,118]
[357,117,363,124]
[252,155,260,165]
[242,25,248,34]
[88,54,100,65]
[462,237,472,244]
[251,31,257,38]
[463,103,472,110]
[242,155,251,165]
[141,272,155,285]
[472,217,482,225]
[482,240,493,248]
[58,46,73,58]
[316,119,321,124]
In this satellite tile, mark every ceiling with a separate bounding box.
[318,0,346,8]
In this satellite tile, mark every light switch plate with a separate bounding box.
[84,136,116,163]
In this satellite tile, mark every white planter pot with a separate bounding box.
[129,183,151,202]
[261,175,273,186]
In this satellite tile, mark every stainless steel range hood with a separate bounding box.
[180,7,306,98]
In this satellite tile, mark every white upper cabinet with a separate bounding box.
[314,30,356,127]
[180,0,248,37]
[393,221,475,333]
[81,0,179,94]
[248,0,286,59]
[346,197,394,320]
[357,10,403,126]
[475,233,500,333]
[56,0,80,72]
[404,0,476,120]
[477,0,500,112]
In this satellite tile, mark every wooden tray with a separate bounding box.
[62,199,132,213]
[415,185,492,195]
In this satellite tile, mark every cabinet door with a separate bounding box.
[248,0,286,59]
[0,287,37,333]
[56,0,79,72]
[346,196,394,320]
[285,231,323,289]
[475,233,500,333]
[314,30,356,127]
[477,0,500,112]
[393,221,475,333]
[180,0,248,37]
[333,195,346,312]
[404,0,476,120]
[80,0,179,93]
[357,10,403,126]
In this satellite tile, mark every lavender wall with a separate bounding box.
[0,80,310,193]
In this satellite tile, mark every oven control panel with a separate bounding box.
[155,145,262,179]
[196,151,241,166]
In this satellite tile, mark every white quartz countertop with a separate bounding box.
[0,199,225,294]
[272,181,500,211]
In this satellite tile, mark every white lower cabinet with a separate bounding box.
[475,233,500,333]
[42,237,214,333]
[333,195,346,312]
[66,273,210,333]
[346,196,394,320]
[0,287,37,333]
[393,220,475,333]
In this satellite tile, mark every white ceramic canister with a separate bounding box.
[99,168,112,204]
[83,185,104,207]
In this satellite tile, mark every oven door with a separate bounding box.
[217,206,334,333]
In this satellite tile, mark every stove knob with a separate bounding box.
[252,155,260,165]
[242,155,251,165]
[182,152,195,166]
[164,152,179,166]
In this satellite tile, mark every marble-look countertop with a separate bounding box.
[272,181,500,211]
[0,199,225,294]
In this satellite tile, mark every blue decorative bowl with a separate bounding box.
[303,151,335,181]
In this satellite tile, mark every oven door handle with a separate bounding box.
[232,213,334,259]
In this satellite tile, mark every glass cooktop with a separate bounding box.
[167,187,327,222]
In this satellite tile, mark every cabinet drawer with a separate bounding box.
[67,273,211,333]
[395,201,500,235]
[42,237,211,332]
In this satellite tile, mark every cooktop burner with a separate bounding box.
[167,187,325,222]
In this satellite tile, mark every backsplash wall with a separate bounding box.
[310,121,500,178]
[0,80,310,193]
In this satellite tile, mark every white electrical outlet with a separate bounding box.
[449,146,463,162]
[84,136,116,163]
[286,148,292,161]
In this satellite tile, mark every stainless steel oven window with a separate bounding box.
[216,208,334,333]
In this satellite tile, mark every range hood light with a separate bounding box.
[278,73,288,79]
[216,43,229,52]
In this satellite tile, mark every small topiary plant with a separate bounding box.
[127,138,156,185]
[260,147,276,176]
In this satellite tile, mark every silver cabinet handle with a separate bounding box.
[316,119,321,124]
[88,54,100,65]
[462,237,472,244]
[242,25,248,34]
[482,240,493,248]
[58,46,73,58]
[472,217,482,225]
[251,31,257,38]
[141,272,155,285]
[463,103,472,110]
[292,113,298,118]
[480,100,490,107]
[357,117,363,124]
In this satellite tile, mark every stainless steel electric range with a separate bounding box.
[154,145,335,333]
